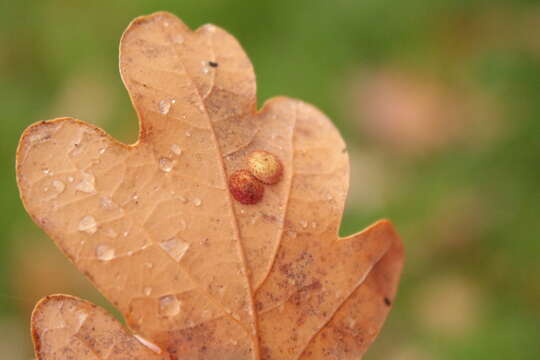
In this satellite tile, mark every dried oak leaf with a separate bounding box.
[16,11,404,360]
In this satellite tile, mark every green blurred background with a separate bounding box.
[1,0,539,358]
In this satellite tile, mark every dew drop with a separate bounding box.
[192,198,202,207]
[42,169,50,175]
[159,100,172,115]
[75,172,96,193]
[300,220,308,229]
[67,176,74,183]
[95,244,115,261]
[144,262,154,269]
[159,238,190,263]
[74,310,89,330]
[78,216,97,234]
[159,295,181,317]
[52,180,65,194]
[99,147,106,155]
[123,231,129,237]
[144,287,153,296]
[185,131,191,137]
[159,157,174,172]
[178,195,187,203]
[170,144,182,155]
[100,196,114,209]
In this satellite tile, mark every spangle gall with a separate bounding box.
[246,150,283,185]
[229,169,264,205]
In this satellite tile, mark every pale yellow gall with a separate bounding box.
[246,150,283,185]
[229,170,264,205]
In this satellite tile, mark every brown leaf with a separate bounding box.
[32,295,168,359]
[16,11,404,359]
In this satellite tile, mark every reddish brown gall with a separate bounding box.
[229,169,264,205]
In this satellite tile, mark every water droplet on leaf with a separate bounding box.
[159,238,190,262]
[52,180,65,194]
[170,144,182,155]
[159,157,174,172]
[95,244,115,261]
[159,295,181,317]
[100,196,114,209]
[75,172,96,193]
[78,216,97,234]
[159,100,172,115]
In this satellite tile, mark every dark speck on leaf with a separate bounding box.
[384,297,392,306]
[208,61,219,67]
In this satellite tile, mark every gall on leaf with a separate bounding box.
[229,169,265,204]
[16,11,404,360]
[247,150,283,185]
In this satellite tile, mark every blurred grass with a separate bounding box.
[1,0,539,358]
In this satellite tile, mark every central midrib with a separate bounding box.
[168,24,261,359]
